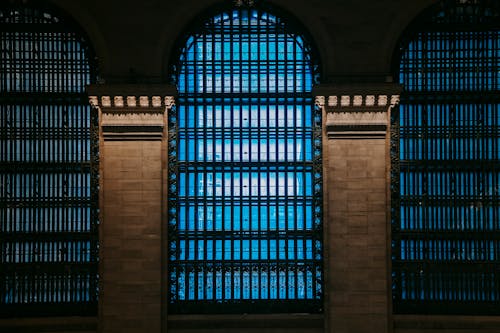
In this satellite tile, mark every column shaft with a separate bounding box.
[88,85,175,333]
[315,84,400,333]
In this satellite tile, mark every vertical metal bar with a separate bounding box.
[394,1,500,314]
[1,4,96,316]
[169,4,321,313]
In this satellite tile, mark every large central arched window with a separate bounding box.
[168,3,322,314]
[392,0,500,315]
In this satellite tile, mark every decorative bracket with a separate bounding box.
[234,0,256,7]
[314,83,401,139]
[87,84,176,141]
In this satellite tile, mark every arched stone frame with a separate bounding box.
[159,1,330,84]
[47,0,110,82]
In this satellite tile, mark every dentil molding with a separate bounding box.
[314,83,401,139]
[87,84,176,140]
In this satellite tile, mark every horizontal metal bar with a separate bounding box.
[168,299,322,315]
[0,93,89,105]
[0,162,91,173]
[0,232,97,242]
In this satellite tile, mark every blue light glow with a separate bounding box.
[394,9,500,308]
[169,8,322,311]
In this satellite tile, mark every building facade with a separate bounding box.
[1,0,499,332]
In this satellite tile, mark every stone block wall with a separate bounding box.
[100,140,163,333]
[325,137,390,333]
[315,84,400,333]
[87,86,174,333]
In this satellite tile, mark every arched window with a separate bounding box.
[0,1,98,317]
[392,0,500,314]
[168,3,322,314]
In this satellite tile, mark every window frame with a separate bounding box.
[391,0,500,315]
[167,2,323,314]
[0,0,99,318]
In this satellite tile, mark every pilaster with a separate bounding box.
[314,83,401,333]
[87,84,176,333]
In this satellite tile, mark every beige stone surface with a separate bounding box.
[324,133,390,333]
[100,134,164,333]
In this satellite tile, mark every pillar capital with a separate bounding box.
[86,84,177,140]
[313,83,402,139]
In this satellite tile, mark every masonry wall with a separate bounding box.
[99,140,163,333]
[325,137,390,333]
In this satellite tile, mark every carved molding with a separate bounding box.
[87,84,177,140]
[234,0,256,6]
[326,110,388,126]
[318,94,399,139]
[88,95,175,110]
[314,83,402,139]
[100,112,165,127]
[319,94,400,111]
[315,96,325,108]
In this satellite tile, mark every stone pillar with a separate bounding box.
[314,84,400,333]
[87,85,175,333]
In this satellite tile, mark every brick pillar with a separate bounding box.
[87,85,175,333]
[314,84,401,333]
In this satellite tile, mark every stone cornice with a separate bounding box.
[88,95,175,110]
[86,84,176,141]
[314,83,402,139]
[87,84,176,111]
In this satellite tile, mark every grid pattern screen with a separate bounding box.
[168,7,323,314]
[392,0,500,315]
[0,4,98,317]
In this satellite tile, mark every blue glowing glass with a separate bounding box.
[169,8,322,313]
[0,4,98,316]
[393,2,500,314]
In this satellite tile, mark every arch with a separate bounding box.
[391,0,500,315]
[0,0,98,317]
[48,0,108,78]
[163,1,324,83]
[166,2,323,314]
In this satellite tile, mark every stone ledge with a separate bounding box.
[314,83,401,139]
[0,316,97,333]
[394,315,500,330]
[168,313,324,330]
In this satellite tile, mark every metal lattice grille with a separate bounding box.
[168,6,322,314]
[0,3,98,317]
[392,0,500,315]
